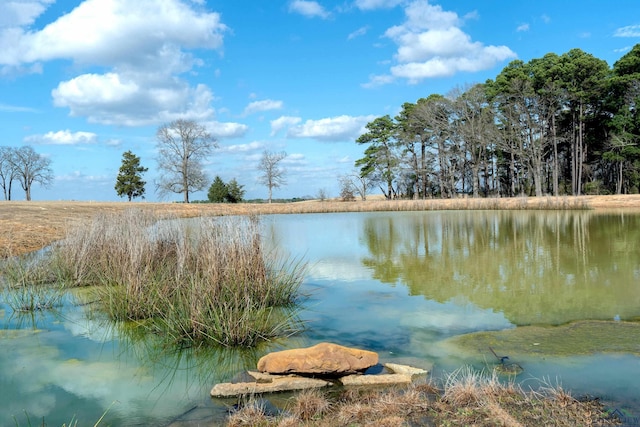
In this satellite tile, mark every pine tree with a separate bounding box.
[208,176,228,202]
[226,178,245,203]
[115,151,148,201]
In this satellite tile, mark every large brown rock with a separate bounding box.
[257,342,379,375]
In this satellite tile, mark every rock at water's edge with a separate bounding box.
[340,373,412,386]
[384,363,429,376]
[257,342,378,375]
[210,376,332,398]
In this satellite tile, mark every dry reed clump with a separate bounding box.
[47,209,305,347]
[227,400,271,427]
[224,368,618,427]
[288,389,332,421]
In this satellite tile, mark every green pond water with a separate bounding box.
[2,210,640,425]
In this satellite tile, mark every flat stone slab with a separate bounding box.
[211,376,332,398]
[247,370,288,383]
[384,363,429,376]
[340,373,412,386]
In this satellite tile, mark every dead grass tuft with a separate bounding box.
[224,369,619,427]
[288,389,332,421]
[227,400,271,427]
[442,366,488,407]
[370,415,409,426]
[335,401,377,425]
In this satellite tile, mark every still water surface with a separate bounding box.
[2,210,640,425]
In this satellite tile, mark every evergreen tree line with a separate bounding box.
[355,45,640,199]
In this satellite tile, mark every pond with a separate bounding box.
[2,210,640,425]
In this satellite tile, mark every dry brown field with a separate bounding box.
[2,194,640,258]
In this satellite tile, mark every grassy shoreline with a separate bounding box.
[3,194,640,258]
[226,368,621,426]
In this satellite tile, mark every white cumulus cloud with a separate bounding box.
[287,115,376,142]
[52,73,215,126]
[270,116,303,136]
[0,0,54,28]
[1,0,227,126]
[223,141,265,153]
[25,130,98,145]
[614,25,640,38]
[365,0,516,85]
[354,0,404,10]
[206,121,249,139]
[243,99,284,116]
[1,0,226,66]
[348,26,369,40]
[289,0,330,19]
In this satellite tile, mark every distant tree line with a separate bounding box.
[0,146,53,201]
[118,119,288,203]
[355,45,640,199]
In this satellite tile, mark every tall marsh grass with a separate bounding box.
[177,195,592,217]
[48,210,306,347]
[300,195,592,213]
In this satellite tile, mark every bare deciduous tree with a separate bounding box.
[156,119,217,203]
[351,172,371,201]
[340,171,371,201]
[0,146,17,200]
[338,175,356,201]
[316,188,328,201]
[11,146,53,201]
[257,150,287,203]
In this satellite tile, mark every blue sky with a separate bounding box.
[1,0,639,202]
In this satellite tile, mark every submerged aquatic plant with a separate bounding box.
[47,210,306,347]
[0,252,64,313]
[2,283,65,312]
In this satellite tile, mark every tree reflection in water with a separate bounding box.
[359,211,640,326]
